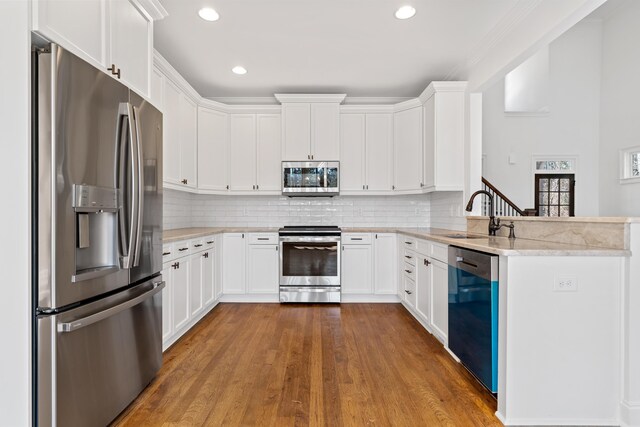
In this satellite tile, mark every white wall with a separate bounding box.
[482,21,603,216]
[598,0,640,216]
[0,1,31,425]
[164,190,466,231]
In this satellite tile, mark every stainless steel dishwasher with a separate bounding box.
[448,246,499,393]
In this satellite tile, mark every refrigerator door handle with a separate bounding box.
[131,105,144,267]
[117,102,140,269]
[57,281,165,333]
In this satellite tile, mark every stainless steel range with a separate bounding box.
[279,226,341,303]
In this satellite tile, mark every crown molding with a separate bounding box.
[274,94,347,104]
[418,81,468,104]
[340,104,395,114]
[208,97,279,105]
[342,97,411,105]
[132,0,168,21]
[153,50,202,102]
[392,98,422,112]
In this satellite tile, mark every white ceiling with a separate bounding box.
[154,0,520,99]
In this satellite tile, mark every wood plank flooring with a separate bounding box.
[111,303,500,426]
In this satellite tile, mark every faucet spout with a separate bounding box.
[465,190,500,236]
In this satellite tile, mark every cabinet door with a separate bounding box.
[256,114,281,191]
[172,257,190,331]
[339,114,365,191]
[150,66,164,111]
[311,103,340,160]
[431,259,449,343]
[366,113,394,191]
[416,256,432,324]
[341,245,372,294]
[247,245,279,293]
[394,106,423,191]
[161,264,173,344]
[223,234,246,294]
[202,249,215,306]
[422,96,436,189]
[198,108,228,191]
[109,0,150,96]
[33,0,107,68]
[229,114,257,191]
[189,253,203,317]
[282,104,311,160]
[179,95,198,188]
[214,236,223,299]
[162,79,181,185]
[373,233,397,294]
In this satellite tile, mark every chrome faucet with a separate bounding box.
[465,190,515,238]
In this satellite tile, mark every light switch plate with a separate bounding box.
[554,276,577,292]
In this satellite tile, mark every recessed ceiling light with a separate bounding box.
[198,7,219,22]
[232,66,247,75]
[395,5,416,20]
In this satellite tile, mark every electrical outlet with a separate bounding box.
[554,276,577,292]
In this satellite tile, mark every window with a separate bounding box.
[535,160,574,171]
[620,146,640,183]
[535,174,575,217]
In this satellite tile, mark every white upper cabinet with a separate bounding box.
[163,77,197,189]
[339,114,366,191]
[198,107,228,192]
[108,0,151,96]
[32,0,164,98]
[229,114,257,191]
[421,82,467,191]
[366,113,394,191]
[311,103,340,160]
[256,114,282,192]
[277,94,345,161]
[150,65,164,111]
[394,105,423,192]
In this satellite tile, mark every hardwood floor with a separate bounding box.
[112,303,500,426]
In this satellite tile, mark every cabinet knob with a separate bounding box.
[256,184,259,190]
[252,185,255,190]
[392,185,395,190]
[181,179,188,185]
[226,185,229,190]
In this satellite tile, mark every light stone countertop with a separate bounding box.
[163,227,630,257]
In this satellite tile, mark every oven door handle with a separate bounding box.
[279,236,341,243]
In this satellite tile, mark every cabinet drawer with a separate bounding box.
[174,241,191,258]
[400,237,417,249]
[431,242,448,263]
[248,233,278,245]
[402,261,416,281]
[342,233,372,244]
[162,243,174,262]
[416,238,431,257]
[402,250,416,266]
[191,239,205,252]
[403,276,416,307]
[203,235,217,248]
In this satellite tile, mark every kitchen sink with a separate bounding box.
[443,234,486,239]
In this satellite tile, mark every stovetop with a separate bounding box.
[279,225,341,234]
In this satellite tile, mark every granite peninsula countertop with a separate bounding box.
[163,227,630,257]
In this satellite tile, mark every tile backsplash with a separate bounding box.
[163,189,465,231]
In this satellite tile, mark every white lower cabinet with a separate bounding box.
[172,256,190,332]
[222,233,279,298]
[161,263,173,343]
[373,233,397,294]
[247,244,279,293]
[202,248,215,306]
[416,256,432,325]
[341,244,373,294]
[189,251,203,317]
[430,259,449,343]
[223,233,247,294]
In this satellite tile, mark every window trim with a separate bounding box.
[531,155,578,175]
[619,145,640,185]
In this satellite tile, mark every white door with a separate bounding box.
[33,0,107,68]
[229,114,257,191]
[394,106,422,191]
[341,245,372,294]
[109,0,150,96]
[339,114,365,191]
[223,234,246,294]
[161,263,173,344]
[189,252,203,317]
[282,103,311,160]
[373,233,397,294]
[202,248,215,306]
[416,256,432,324]
[172,257,190,331]
[311,103,340,160]
[422,96,436,189]
[247,245,279,294]
[179,95,198,188]
[198,107,228,191]
[431,259,449,343]
[256,114,281,191]
[366,113,394,191]
[162,79,181,185]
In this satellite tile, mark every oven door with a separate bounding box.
[282,161,339,195]
[279,236,341,286]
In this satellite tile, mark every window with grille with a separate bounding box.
[535,174,575,217]
[620,146,640,183]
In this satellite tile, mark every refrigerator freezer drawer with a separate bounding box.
[37,278,164,427]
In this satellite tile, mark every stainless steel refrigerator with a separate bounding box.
[33,43,164,426]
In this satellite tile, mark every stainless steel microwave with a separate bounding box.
[282,161,340,196]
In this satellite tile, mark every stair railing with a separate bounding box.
[481,177,536,217]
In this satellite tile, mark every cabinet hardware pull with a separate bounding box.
[405,290,412,294]
[366,185,369,190]
[256,184,259,190]
[307,154,310,159]
[392,185,395,190]
[257,238,269,241]
[194,244,203,248]
[162,252,171,256]
[404,269,412,273]
[420,183,424,187]
[375,234,378,239]
[172,262,180,269]
[405,255,412,259]
[242,234,244,238]
[203,252,209,258]
[226,185,229,190]
[206,241,214,244]
[363,185,365,190]
[181,179,188,185]
[178,247,188,251]
[312,155,314,159]
[424,259,431,266]
[351,238,363,241]
[405,242,413,245]
[108,64,121,79]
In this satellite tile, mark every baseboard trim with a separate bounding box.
[163,300,219,351]
[341,294,401,303]
[499,416,619,426]
[621,400,640,427]
[219,294,279,303]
